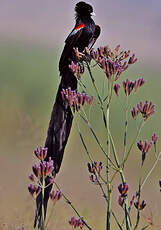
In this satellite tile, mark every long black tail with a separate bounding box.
[34,69,77,229]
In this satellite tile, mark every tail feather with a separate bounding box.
[34,70,77,229]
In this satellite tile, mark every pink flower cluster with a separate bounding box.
[61,88,94,112]
[69,216,85,229]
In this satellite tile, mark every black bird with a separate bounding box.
[34,2,100,228]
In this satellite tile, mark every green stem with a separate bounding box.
[95,174,108,202]
[54,182,92,230]
[133,180,141,230]
[78,113,117,169]
[78,129,107,184]
[122,97,129,168]
[106,103,111,230]
[42,176,45,230]
[45,203,55,229]
[141,152,161,189]
[123,120,144,165]
[112,211,123,230]
[86,62,107,128]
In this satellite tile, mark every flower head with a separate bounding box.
[69,61,84,80]
[152,133,158,152]
[69,216,85,229]
[50,189,62,204]
[137,140,153,166]
[123,79,135,96]
[32,157,54,178]
[114,83,120,96]
[118,195,124,207]
[62,88,94,112]
[134,200,146,210]
[28,184,41,199]
[138,101,155,120]
[131,107,140,120]
[134,78,145,91]
[118,182,129,197]
[34,146,48,161]
[90,45,137,81]
[132,101,155,120]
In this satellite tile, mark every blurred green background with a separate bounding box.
[0,0,161,229]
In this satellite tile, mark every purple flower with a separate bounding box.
[128,54,137,64]
[62,88,94,112]
[132,101,155,120]
[114,83,120,96]
[152,133,158,152]
[118,195,124,207]
[69,216,85,229]
[134,78,145,91]
[32,157,54,178]
[29,174,35,182]
[118,182,129,197]
[137,140,153,166]
[28,184,41,199]
[34,146,48,161]
[134,200,146,210]
[131,107,140,120]
[69,61,84,79]
[123,79,136,96]
[50,189,62,204]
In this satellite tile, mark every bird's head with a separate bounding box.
[75,2,95,18]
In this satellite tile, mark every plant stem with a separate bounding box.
[123,120,144,165]
[45,203,55,229]
[42,176,45,230]
[122,97,129,168]
[78,129,107,184]
[78,113,117,169]
[141,152,161,189]
[54,182,92,230]
[112,211,123,230]
[133,181,141,230]
[106,101,111,230]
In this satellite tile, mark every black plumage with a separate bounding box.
[34,2,100,228]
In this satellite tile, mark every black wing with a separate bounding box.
[88,25,101,50]
[59,23,85,75]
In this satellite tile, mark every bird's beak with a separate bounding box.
[91,12,96,16]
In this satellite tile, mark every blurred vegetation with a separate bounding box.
[0,41,161,229]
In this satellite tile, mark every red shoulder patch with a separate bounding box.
[75,23,85,30]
